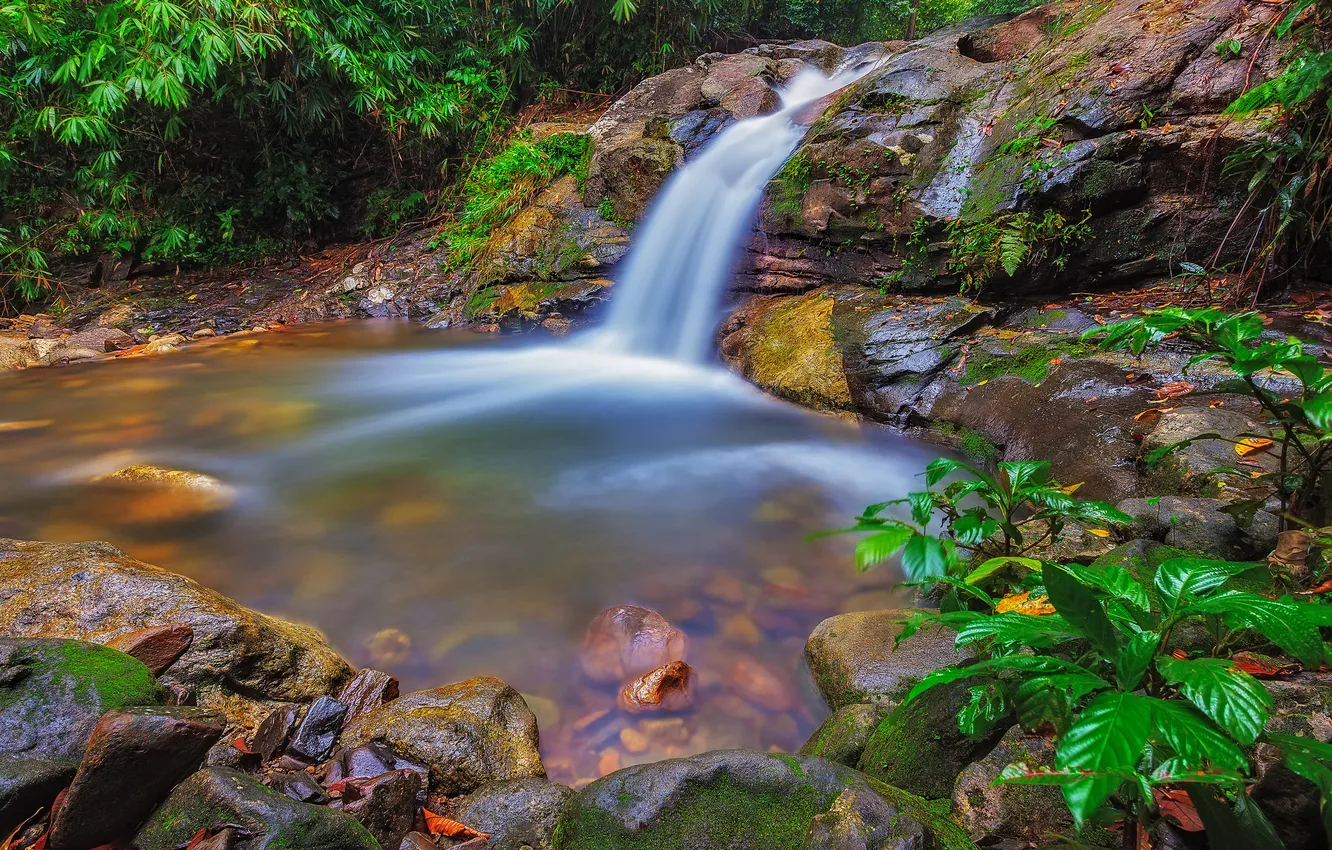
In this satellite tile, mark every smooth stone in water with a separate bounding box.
[339,676,544,795]
[135,767,379,850]
[48,705,227,850]
[452,777,574,850]
[0,638,165,763]
[804,609,972,709]
[580,606,687,683]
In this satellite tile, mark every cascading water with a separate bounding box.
[597,62,879,362]
[0,58,932,783]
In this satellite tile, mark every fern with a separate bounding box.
[999,222,1030,276]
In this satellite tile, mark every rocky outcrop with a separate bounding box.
[554,749,973,849]
[0,538,353,702]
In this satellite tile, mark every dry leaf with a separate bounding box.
[1154,381,1194,399]
[1232,653,1303,678]
[1156,788,1204,831]
[1086,528,1111,538]
[423,811,490,841]
[1236,437,1274,456]
[184,828,210,850]
[1209,399,1225,408]
[1059,482,1085,495]
[1133,409,1161,422]
[230,736,254,754]
[995,592,1057,616]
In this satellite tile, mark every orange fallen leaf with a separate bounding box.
[1232,654,1303,677]
[183,831,210,850]
[1050,357,1063,366]
[1156,788,1204,831]
[1059,482,1085,495]
[423,811,490,841]
[1236,437,1274,456]
[1154,381,1194,399]
[1209,399,1225,408]
[1086,528,1111,538]
[996,592,1057,615]
[231,736,254,754]
[1296,577,1332,596]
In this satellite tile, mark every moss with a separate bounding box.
[557,774,829,850]
[959,427,999,462]
[867,780,980,850]
[0,639,164,714]
[768,151,813,223]
[738,292,852,411]
[962,339,1092,386]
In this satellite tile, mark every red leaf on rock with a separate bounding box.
[1156,788,1204,831]
[1232,654,1302,678]
[1296,577,1332,596]
[184,828,210,850]
[230,736,254,754]
[422,810,489,841]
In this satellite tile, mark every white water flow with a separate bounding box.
[597,62,879,362]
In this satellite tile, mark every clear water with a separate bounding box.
[0,62,927,786]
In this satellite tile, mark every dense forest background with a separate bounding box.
[0,0,1327,305]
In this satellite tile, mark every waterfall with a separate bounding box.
[595,62,880,363]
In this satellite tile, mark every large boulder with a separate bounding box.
[0,760,78,836]
[0,538,353,702]
[804,609,971,709]
[857,679,1011,800]
[950,727,1072,844]
[135,767,380,850]
[339,676,545,795]
[797,703,886,767]
[554,749,973,849]
[451,778,574,850]
[0,638,165,763]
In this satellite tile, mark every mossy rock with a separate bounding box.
[797,703,886,767]
[0,638,165,762]
[857,679,1011,800]
[726,291,852,412]
[135,767,380,850]
[553,749,976,850]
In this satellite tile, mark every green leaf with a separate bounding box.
[1304,391,1332,431]
[1152,699,1249,772]
[964,556,1042,586]
[905,655,1103,702]
[997,763,1130,785]
[958,681,1010,739]
[1068,563,1150,614]
[900,534,951,581]
[1155,655,1271,745]
[1116,631,1160,691]
[1054,691,1153,825]
[853,525,914,573]
[1154,558,1256,614]
[1187,591,1326,669]
[906,490,935,526]
[1187,786,1286,850]
[1012,672,1110,733]
[953,612,1082,649]
[1000,460,1050,492]
[1043,564,1120,656]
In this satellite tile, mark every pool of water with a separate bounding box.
[0,321,932,785]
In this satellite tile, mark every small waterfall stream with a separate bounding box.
[596,63,878,362]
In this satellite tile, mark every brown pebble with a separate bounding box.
[598,749,621,775]
[729,657,794,712]
[618,661,694,713]
[619,728,649,754]
[703,573,748,605]
[720,613,761,645]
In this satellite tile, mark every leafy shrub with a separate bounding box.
[1085,308,1332,531]
[945,209,1091,292]
[900,556,1332,845]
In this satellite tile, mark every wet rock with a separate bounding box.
[452,778,573,850]
[136,767,379,850]
[797,703,887,766]
[857,678,1012,799]
[1117,495,1266,559]
[0,759,78,836]
[251,703,300,761]
[719,291,852,411]
[0,637,165,762]
[580,605,688,683]
[47,706,227,850]
[338,669,400,722]
[618,660,694,713]
[290,695,348,761]
[269,770,330,804]
[342,769,424,850]
[951,726,1071,844]
[555,749,970,849]
[339,677,545,795]
[0,538,354,702]
[804,609,971,709]
[326,742,409,784]
[65,326,134,353]
[1253,673,1332,850]
[399,832,438,850]
[106,623,194,675]
[94,304,138,327]
[145,333,187,354]
[96,464,237,522]
[1142,407,1275,496]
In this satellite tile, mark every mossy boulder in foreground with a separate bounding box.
[0,637,165,763]
[135,767,380,850]
[553,748,976,850]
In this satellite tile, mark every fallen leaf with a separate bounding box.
[184,828,210,850]
[1086,528,1112,538]
[995,592,1057,615]
[1209,399,1225,408]
[1134,409,1162,422]
[1297,578,1332,596]
[1154,381,1194,399]
[1049,357,1063,366]
[1236,437,1274,456]
[1232,653,1303,678]
[0,420,53,433]
[231,736,253,754]
[1156,788,1204,831]
[1059,482,1085,495]
[422,811,490,841]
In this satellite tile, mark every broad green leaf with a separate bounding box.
[926,457,983,487]
[1055,691,1153,825]
[1154,558,1256,613]
[964,556,1042,586]
[853,525,914,573]
[907,490,934,526]
[905,655,1103,702]
[1001,460,1050,492]
[1149,757,1246,785]
[900,534,950,580]
[1305,391,1332,431]
[1156,655,1271,745]
[953,612,1083,649]
[958,681,1010,739]
[1266,731,1332,796]
[1188,591,1326,669]
[1012,672,1110,733]
[1068,563,1150,613]
[1116,631,1160,691]
[1043,564,1120,656]
[1187,786,1286,850]
[1152,699,1248,772]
